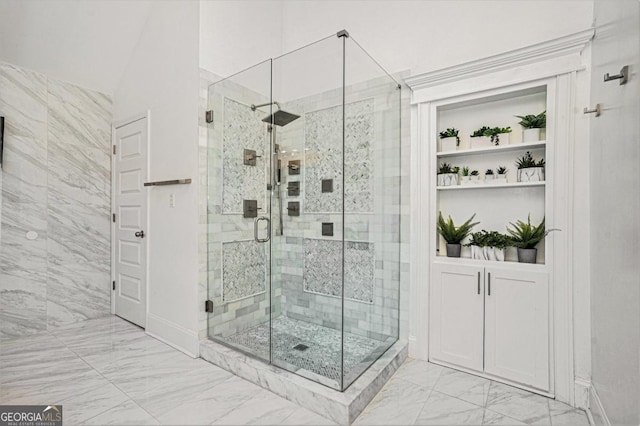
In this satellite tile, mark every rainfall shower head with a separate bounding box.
[262,109,300,127]
[250,101,300,127]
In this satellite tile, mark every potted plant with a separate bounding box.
[506,215,558,263]
[437,163,459,186]
[516,111,546,142]
[470,126,492,149]
[466,230,511,261]
[437,212,479,257]
[515,151,545,182]
[484,168,495,184]
[496,166,508,183]
[439,128,460,152]
[485,126,512,145]
[469,169,480,183]
[460,166,471,185]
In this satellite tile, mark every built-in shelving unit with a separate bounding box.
[436,141,546,158]
[437,181,545,191]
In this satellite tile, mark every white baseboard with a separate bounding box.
[574,378,591,409]
[588,385,611,426]
[146,313,199,358]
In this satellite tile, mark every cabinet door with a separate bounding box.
[484,267,549,391]
[429,263,484,372]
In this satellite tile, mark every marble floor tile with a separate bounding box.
[210,389,300,425]
[391,358,444,389]
[415,390,485,425]
[56,380,130,425]
[280,407,339,425]
[433,367,492,406]
[548,399,589,426]
[485,382,551,425]
[354,377,431,425]
[156,375,262,425]
[483,409,529,425]
[83,399,159,426]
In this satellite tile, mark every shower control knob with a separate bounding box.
[134,230,145,238]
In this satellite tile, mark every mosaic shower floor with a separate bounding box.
[225,316,391,383]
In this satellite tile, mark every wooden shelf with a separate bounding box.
[437,141,546,158]
[437,181,545,191]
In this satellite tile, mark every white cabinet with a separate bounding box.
[429,262,550,392]
[429,263,484,371]
[484,267,549,390]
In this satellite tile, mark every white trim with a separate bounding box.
[574,377,591,410]
[588,385,611,426]
[146,312,199,358]
[405,29,594,91]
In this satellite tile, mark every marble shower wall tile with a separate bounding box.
[304,99,374,213]
[0,63,112,337]
[222,240,267,302]
[222,98,267,214]
[303,238,374,303]
[0,64,48,339]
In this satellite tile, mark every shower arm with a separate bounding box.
[250,101,281,111]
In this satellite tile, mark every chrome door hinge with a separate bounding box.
[112,281,116,291]
[113,145,116,155]
[205,300,213,313]
[112,213,116,223]
[205,110,213,124]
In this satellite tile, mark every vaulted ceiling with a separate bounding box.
[0,0,152,95]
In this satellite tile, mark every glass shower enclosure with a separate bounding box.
[206,31,401,391]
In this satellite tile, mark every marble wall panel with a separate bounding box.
[222,240,267,302]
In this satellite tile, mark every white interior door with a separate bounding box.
[429,263,484,372]
[484,267,549,391]
[113,117,148,328]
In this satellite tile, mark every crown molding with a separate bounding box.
[405,29,594,91]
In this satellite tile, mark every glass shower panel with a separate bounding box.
[342,37,401,389]
[206,60,273,362]
[270,35,346,390]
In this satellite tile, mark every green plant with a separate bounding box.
[437,212,479,244]
[515,111,546,129]
[471,126,491,138]
[496,166,508,175]
[506,215,558,249]
[466,230,512,249]
[438,163,453,174]
[439,128,461,146]
[470,170,479,176]
[484,126,512,145]
[452,166,460,174]
[462,166,470,176]
[485,169,494,175]
[515,151,545,169]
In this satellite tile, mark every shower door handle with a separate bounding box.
[254,217,271,243]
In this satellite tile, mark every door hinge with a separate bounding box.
[113,145,116,155]
[205,110,213,124]
[112,280,116,291]
[112,213,116,223]
[205,300,213,313]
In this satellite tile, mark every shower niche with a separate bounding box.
[203,30,402,401]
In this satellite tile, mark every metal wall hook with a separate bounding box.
[584,104,602,117]
[604,65,629,85]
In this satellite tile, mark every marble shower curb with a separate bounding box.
[199,338,408,425]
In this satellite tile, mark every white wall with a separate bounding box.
[0,0,152,94]
[589,1,640,424]
[114,1,201,356]
[199,0,283,78]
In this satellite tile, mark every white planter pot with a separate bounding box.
[517,167,545,182]
[470,136,493,149]
[523,128,542,143]
[496,175,508,184]
[470,246,505,261]
[440,137,458,152]
[460,176,471,185]
[438,173,459,186]
[494,133,510,145]
[469,176,480,184]
[484,174,495,184]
